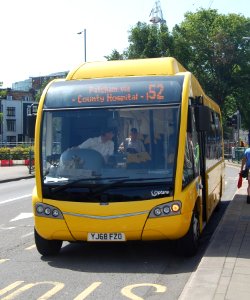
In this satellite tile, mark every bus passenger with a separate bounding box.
[77,128,114,162]
[119,128,146,154]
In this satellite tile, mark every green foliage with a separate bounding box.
[0,89,7,99]
[0,146,34,160]
[171,9,250,111]
[104,8,250,130]
[0,148,10,160]
[125,22,173,59]
[35,79,53,102]
[105,49,125,61]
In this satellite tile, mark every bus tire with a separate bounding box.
[177,212,200,257]
[34,228,62,256]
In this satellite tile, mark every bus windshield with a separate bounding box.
[41,105,179,202]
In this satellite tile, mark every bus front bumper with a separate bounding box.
[34,209,192,242]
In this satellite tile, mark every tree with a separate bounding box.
[105,22,173,61]
[105,49,125,61]
[125,22,173,59]
[35,79,52,102]
[104,9,250,129]
[171,9,250,120]
[0,89,7,99]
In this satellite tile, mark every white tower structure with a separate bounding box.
[149,0,166,25]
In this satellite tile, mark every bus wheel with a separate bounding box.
[177,212,200,257]
[34,228,62,256]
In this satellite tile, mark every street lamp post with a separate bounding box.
[77,29,87,62]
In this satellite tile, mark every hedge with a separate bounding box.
[0,146,34,160]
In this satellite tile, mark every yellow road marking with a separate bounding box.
[0,281,64,300]
[121,283,167,300]
[73,282,102,300]
[0,281,24,297]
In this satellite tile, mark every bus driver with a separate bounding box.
[77,128,114,162]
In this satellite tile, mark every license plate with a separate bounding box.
[87,232,126,242]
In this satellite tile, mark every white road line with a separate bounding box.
[0,259,10,264]
[21,231,34,238]
[25,244,36,250]
[0,224,16,230]
[0,194,32,205]
[10,213,33,222]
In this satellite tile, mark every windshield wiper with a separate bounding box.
[50,177,129,193]
[90,177,170,196]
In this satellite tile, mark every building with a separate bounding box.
[11,71,68,93]
[0,71,69,146]
[12,78,32,91]
[30,71,68,92]
[0,90,35,145]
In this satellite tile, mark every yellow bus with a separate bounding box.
[32,57,225,256]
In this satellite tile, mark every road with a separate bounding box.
[0,165,239,300]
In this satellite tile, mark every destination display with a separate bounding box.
[44,76,184,108]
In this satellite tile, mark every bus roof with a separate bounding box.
[66,57,187,80]
[62,56,220,113]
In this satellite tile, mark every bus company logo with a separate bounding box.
[151,190,169,197]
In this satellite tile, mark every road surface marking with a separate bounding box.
[25,244,36,250]
[0,281,64,300]
[0,259,9,264]
[0,194,32,205]
[21,231,33,238]
[10,213,33,222]
[0,224,15,230]
[121,283,167,300]
[0,281,24,297]
[73,282,102,300]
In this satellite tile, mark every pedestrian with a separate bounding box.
[240,140,245,147]
[240,147,250,204]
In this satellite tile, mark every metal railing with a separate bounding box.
[0,142,34,148]
[224,140,247,163]
[231,147,247,164]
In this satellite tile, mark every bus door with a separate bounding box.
[194,104,210,223]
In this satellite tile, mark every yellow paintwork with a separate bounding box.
[33,57,224,242]
[206,161,226,220]
[33,178,201,241]
[66,57,187,80]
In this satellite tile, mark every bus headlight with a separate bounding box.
[154,207,162,216]
[52,209,60,217]
[44,207,51,215]
[35,203,63,219]
[163,205,170,214]
[149,201,182,218]
[36,205,44,214]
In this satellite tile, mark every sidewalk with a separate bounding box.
[0,165,34,183]
[179,178,250,300]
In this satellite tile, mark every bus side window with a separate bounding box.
[183,107,200,187]
[183,133,195,185]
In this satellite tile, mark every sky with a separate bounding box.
[0,0,249,88]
